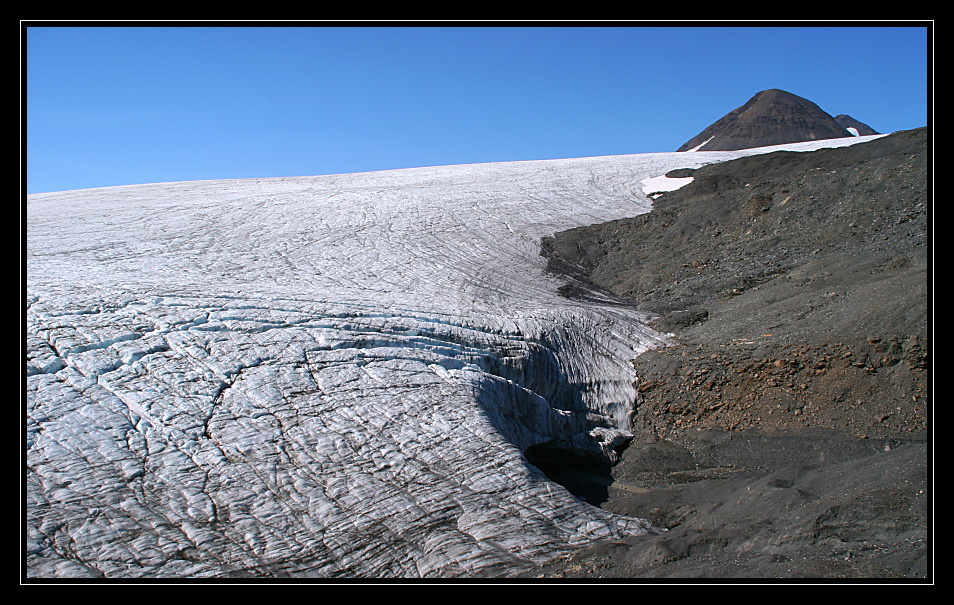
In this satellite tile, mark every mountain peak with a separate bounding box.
[678,89,865,152]
[834,114,880,136]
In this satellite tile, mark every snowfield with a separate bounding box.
[25,135,881,578]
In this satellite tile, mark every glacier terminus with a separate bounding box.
[25,137,880,578]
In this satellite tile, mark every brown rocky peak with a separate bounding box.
[678,89,854,152]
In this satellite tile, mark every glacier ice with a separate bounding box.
[25,137,880,578]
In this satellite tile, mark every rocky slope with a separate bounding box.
[530,127,930,580]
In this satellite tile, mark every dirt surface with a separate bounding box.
[524,128,931,582]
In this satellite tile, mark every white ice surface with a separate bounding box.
[25,135,882,578]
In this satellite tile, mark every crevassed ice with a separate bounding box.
[25,137,877,578]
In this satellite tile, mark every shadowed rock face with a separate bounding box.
[678,89,856,152]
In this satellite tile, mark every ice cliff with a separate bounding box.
[25,137,879,578]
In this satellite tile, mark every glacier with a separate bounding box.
[25,136,881,579]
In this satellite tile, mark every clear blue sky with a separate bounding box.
[24,23,931,194]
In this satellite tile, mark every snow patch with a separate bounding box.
[641,174,694,199]
[685,136,715,152]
